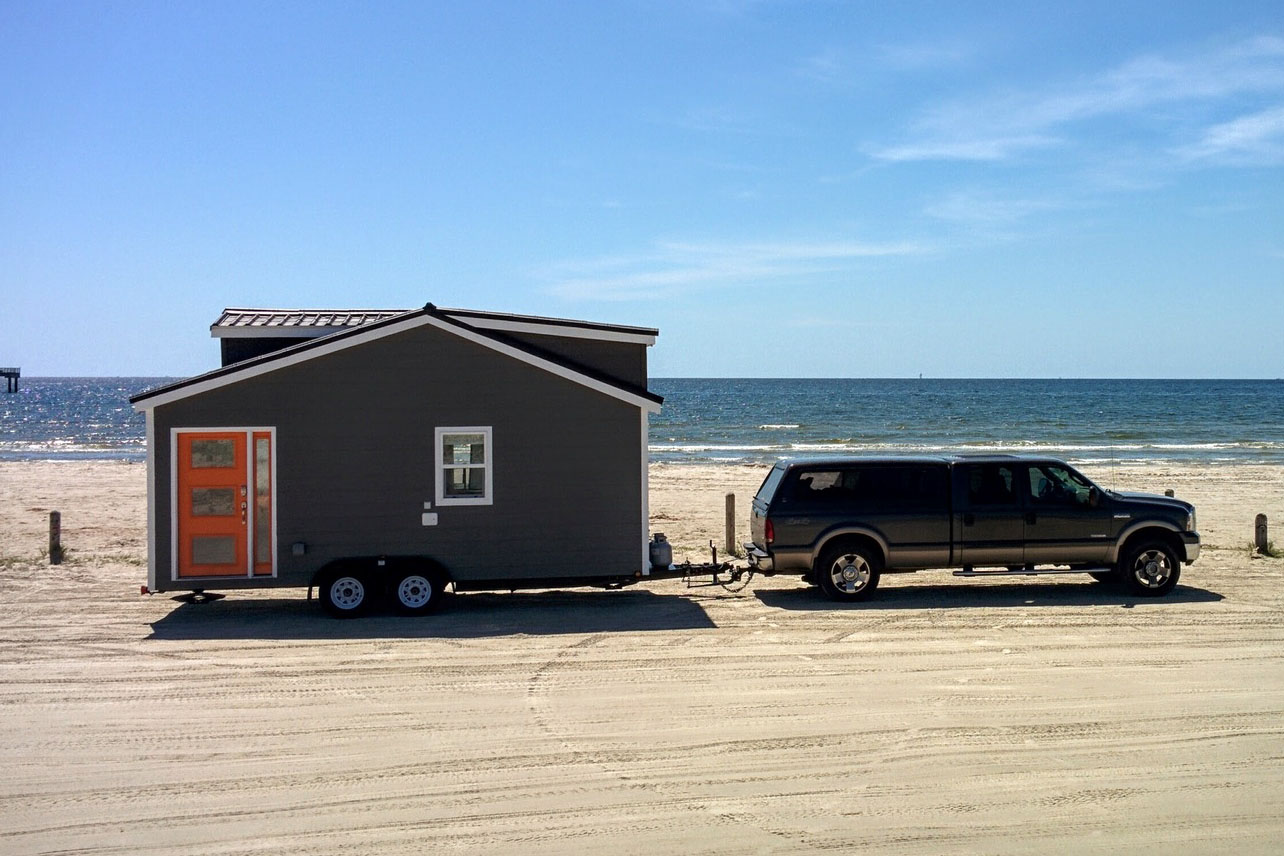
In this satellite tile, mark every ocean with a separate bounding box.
[2,377,1283,466]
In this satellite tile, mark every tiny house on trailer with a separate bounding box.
[130,304,662,616]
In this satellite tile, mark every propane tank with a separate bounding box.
[649,533,673,570]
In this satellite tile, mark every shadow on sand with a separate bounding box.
[147,588,717,641]
[755,580,1224,611]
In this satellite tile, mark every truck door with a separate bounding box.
[955,462,1024,566]
[1021,463,1112,564]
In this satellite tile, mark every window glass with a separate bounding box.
[437,428,492,504]
[1028,464,1092,506]
[191,536,236,565]
[788,470,844,503]
[191,488,236,516]
[965,464,1017,506]
[255,437,272,564]
[191,439,235,468]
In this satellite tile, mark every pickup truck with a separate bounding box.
[745,455,1200,601]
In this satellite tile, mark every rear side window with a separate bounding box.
[782,465,948,512]
[756,464,787,502]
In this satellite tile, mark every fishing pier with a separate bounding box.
[1,367,18,393]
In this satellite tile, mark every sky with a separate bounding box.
[3,1,1283,378]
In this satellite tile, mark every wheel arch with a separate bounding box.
[1114,526,1186,566]
[811,529,888,570]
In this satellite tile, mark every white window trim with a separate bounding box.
[435,427,494,507]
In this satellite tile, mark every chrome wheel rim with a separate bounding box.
[829,553,872,594]
[329,576,365,610]
[1132,550,1172,588]
[397,575,433,609]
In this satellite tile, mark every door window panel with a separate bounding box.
[191,536,237,565]
[191,488,237,516]
[190,439,236,468]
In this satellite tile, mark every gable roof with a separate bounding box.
[134,304,662,412]
[212,306,658,345]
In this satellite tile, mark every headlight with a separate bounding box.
[1187,509,1197,532]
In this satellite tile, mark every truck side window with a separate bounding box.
[966,464,1016,506]
[788,470,845,504]
[1028,464,1091,506]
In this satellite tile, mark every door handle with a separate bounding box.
[1026,511,1037,525]
[963,513,975,526]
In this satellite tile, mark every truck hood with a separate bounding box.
[1111,490,1194,514]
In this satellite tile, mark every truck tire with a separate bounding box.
[320,571,370,618]
[392,568,445,616]
[816,543,881,602]
[1120,540,1181,597]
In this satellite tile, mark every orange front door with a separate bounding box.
[177,432,249,578]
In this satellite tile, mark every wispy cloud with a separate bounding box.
[545,237,930,301]
[1177,103,1284,165]
[866,36,1284,163]
[924,191,1064,226]
[877,40,973,71]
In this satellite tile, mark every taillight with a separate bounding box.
[765,517,774,545]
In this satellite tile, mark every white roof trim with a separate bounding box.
[138,313,662,414]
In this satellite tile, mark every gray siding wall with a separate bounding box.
[154,324,645,589]
[501,332,648,389]
[220,337,315,366]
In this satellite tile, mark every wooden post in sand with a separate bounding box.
[1164,489,1175,497]
[725,493,736,556]
[49,511,62,565]
[1255,514,1268,554]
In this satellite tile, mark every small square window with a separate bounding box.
[436,427,492,506]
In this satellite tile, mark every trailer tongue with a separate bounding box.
[640,541,755,593]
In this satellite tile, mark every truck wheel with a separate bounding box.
[320,572,370,618]
[1121,540,1181,597]
[817,544,881,602]
[392,570,443,616]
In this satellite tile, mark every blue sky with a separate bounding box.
[3,1,1282,377]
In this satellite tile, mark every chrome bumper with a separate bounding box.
[744,542,773,572]
[1183,533,1201,563]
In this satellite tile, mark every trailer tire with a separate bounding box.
[320,571,370,618]
[816,542,881,602]
[391,568,445,616]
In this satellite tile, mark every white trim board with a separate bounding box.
[435,426,495,507]
[139,313,662,414]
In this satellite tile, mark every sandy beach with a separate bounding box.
[1,458,1282,854]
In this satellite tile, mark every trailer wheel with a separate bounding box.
[392,570,442,616]
[816,543,881,602]
[320,572,370,618]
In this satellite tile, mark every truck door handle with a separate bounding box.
[1026,511,1037,525]
[963,513,975,526]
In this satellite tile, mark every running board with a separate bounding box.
[953,567,1108,578]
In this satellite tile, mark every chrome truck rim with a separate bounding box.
[1131,549,1173,588]
[829,553,872,594]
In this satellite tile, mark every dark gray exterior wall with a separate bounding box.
[456,331,647,390]
[220,337,317,366]
[154,323,645,590]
